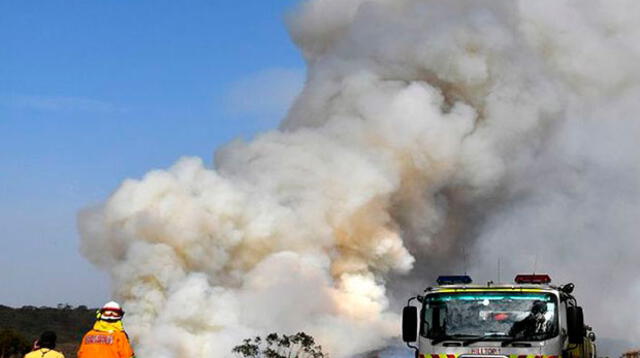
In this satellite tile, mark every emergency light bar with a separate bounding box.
[437,275,472,285]
[514,274,552,284]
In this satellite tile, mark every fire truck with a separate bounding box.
[402,274,596,358]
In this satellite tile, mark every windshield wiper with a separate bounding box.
[501,337,525,347]
[431,335,480,345]
[462,334,508,346]
[501,334,547,347]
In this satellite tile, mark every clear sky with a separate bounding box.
[0,1,305,307]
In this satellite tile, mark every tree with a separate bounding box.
[232,332,327,358]
[0,329,31,358]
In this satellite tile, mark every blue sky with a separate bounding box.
[0,1,305,307]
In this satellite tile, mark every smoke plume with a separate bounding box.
[79,1,640,357]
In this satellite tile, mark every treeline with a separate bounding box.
[0,305,96,357]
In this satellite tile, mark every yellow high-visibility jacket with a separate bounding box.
[24,348,65,358]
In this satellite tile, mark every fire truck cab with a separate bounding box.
[402,274,596,358]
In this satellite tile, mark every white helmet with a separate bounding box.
[99,301,124,321]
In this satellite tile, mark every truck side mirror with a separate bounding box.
[567,306,585,344]
[402,306,418,342]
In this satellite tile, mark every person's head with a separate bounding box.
[531,300,548,315]
[38,331,56,349]
[99,301,125,322]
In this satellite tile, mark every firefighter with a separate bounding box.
[509,300,551,339]
[25,331,64,358]
[78,301,135,358]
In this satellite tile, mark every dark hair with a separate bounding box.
[38,331,57,349]
[531,300,548,314]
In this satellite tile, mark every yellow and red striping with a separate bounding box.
[421,355,558,358]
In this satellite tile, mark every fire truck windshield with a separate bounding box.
[422,292,558,342]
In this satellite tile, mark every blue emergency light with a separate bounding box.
[436,275,473,285]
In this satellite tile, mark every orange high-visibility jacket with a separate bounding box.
[77,329,134,358]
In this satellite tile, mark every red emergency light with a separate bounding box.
[514,274,552,284]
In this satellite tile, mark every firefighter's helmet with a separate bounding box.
[99,301,124,321]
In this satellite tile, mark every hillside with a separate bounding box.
[0,305,97,357]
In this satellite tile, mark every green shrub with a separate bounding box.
[0,329,31,358]
[232,332,327,358]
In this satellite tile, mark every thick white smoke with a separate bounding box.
[79,1,640,357]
